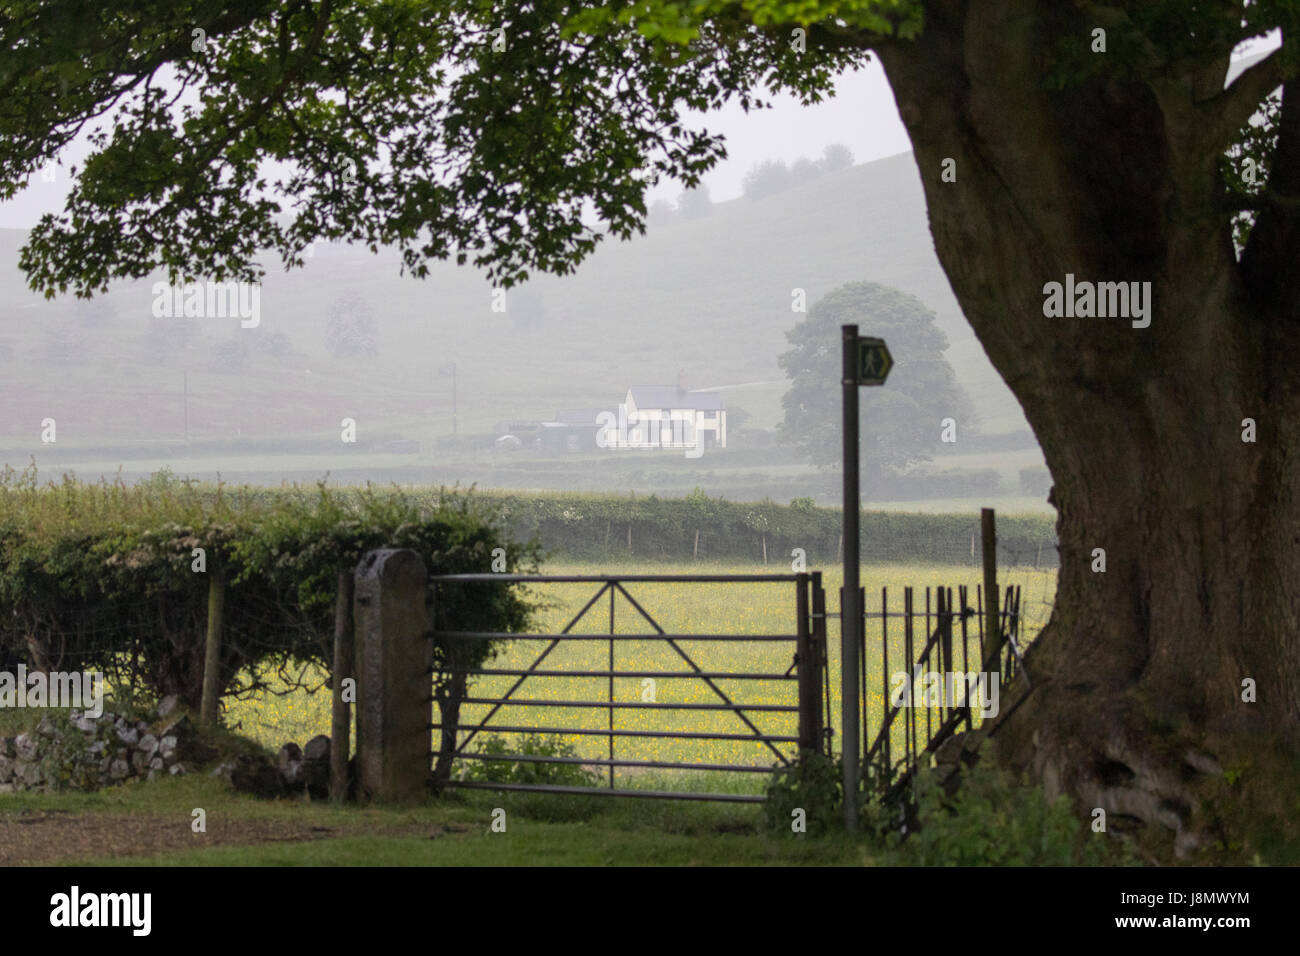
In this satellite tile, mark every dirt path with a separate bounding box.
[0,808,468,865]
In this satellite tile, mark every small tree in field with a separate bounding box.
[790,156,821,184]
[819,143,854,174]
[676,185,712,220]
[324,290,378,358]
[778,281,973,485]
[742,158,794,199]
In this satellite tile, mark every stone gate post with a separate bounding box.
[352,549,431,802]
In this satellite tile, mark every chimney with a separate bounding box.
[676,368,688,394]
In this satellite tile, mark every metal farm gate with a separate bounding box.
[427,572,831,802]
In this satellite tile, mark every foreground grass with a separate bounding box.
[83,827,867,867]
[0,772,867,866]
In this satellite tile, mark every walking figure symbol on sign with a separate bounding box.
[856,337,893,386]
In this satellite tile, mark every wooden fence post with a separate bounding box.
[796,573,825,753]
[200,569,225,729]
[330,569,356,802]
[980,508,1001,675]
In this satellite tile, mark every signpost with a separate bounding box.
[841,325,892,831]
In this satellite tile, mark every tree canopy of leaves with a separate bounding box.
[3,2,1286,299]
[0,0,866,298]
[778,281,973,481]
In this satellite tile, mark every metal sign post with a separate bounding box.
[841,325,892,831]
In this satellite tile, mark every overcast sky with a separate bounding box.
[0,31,1279,229]
[0,57,910,229]
[647,58,911,204]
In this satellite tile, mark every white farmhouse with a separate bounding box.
[607,385,727,450]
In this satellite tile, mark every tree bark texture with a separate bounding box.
[876,0,1300,853]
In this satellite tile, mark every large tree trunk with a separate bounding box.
[875,0,1300,855]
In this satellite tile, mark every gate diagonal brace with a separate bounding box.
[452,580,614,756]
[612,582,791,766]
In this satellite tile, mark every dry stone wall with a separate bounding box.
[0,696,210,793]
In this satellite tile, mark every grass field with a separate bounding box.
[226,560,1058,795]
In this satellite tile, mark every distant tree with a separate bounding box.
[324,290,378,357]
[647,198,675,227]
[778,282,974,484]
[742,159,794,200]
[675,185,712,220]
[819,143,854,174]
[789,156,820,185]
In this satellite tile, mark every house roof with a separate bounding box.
[627,386,725,411]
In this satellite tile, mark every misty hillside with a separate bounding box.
[0,150,1029,447]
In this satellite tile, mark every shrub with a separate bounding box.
[458,733,606,822]
[37,711,105,792]
[764,749,842,836]
[765,744,1135,864]
[461,732,601,788]
[878,756,1136,866]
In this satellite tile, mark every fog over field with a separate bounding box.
[0,149,1049,511]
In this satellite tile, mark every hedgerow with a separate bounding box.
[476,487,1057,566]
[0,464,539,712]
